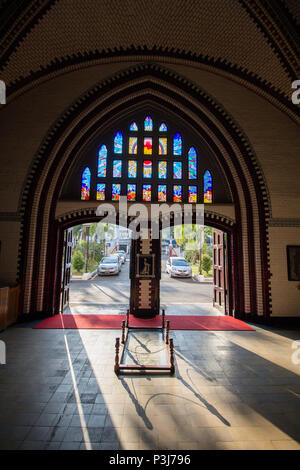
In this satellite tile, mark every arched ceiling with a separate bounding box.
[0,0,299,119]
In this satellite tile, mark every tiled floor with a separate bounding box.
[0,321,299,450]
[65,302,221,316]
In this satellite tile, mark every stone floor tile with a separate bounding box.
[271,440,300,450]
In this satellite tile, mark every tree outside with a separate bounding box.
[173,225,213,278]
[72,251,85,274]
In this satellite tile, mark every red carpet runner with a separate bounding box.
[33,314,254,331]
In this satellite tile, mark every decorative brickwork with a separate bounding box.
[16,64,271,319]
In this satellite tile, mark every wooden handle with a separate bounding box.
[121,321,125,344]
[166,320,170,344]
[169,338,175,375]
[114,337,120,375]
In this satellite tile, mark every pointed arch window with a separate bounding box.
[144,116,153,131]
[81,167,91,200]
[204,170,213,203]
[173,133,182,155]
[188,147,197,179]
[159,122,168,132]
[129,122,138,131]
[114,131,123,153]
[98,145,107,177]
[79,117,216,203]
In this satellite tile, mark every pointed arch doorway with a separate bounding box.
[19,64,270,323]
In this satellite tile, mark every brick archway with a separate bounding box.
[18,64,271,322]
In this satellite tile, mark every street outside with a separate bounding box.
[68,257,220,316]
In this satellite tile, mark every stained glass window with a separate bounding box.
[144,137,152,155]
[129,122,138,131]
[128,160,137,178]
[173,185,182,202]
[127,184,136,201]
[143,184,151,201]
[112,160,122,178]
[114,131,123,154]
[98,145,107,177]
[159,122,167,132]
[159,138,167,155]
[158,184,167,202]
[81,167,91,200]
[129,137,137,154]
[173,133,182,156]
[97,183,105,201]
[173,161,182,179]
[188,147,197,179]
[144,116,153,131]
[112,183,121,201]
[158,161,167,179]
[143,161,152,178]
[204,170,212,203]
[188,185,197,203]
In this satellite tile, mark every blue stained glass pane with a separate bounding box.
[188,186,197,203]
[158,161,167,179]
[158,184,167,202]
[112,183,121,201]
[113,160,122,178]
[98,145,107,177]
[114,131,123,154]
[173,185,182,202]
[144,116,153,131]
[173,161,182,179]
[97,184,105,201]
[159,122,168,132]
[81,167,91,200]
[188,147,197,179]
[129,122,138,131]
[173,133,182,155]
[204,170,212,203]
[128,160,137,178]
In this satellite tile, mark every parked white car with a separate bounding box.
[110,253,123,269]
[116,250,126,264]
[98,257,120,275]
[166,257,192,278]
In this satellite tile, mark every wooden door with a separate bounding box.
[213,229,226,314]
[60,229,73,313]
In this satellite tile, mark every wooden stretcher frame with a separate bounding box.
[114,309,175,375]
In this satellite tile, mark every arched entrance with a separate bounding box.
[18,64,271,323]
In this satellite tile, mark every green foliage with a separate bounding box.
[184,251,199,265]
[72,250,85,273]
[72,240,104,272]
[202,253,212,275]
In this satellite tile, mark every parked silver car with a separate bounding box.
[166,257,192,278]
[98,257,120,275]
[116,250,126,264]
[110,253,123,269]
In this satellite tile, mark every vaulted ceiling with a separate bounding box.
[0,0,299,119]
